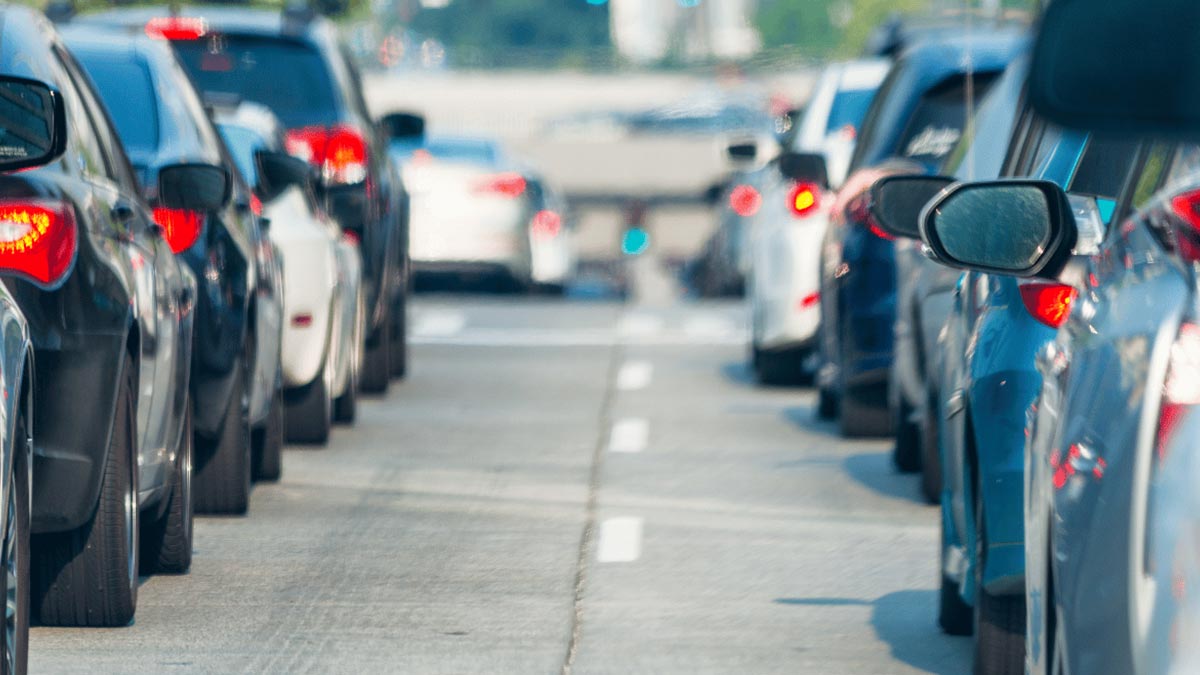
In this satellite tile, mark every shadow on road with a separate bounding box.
[842,451,929,504]
[780,405,840,440]
[721,360,754,387]
[774,592,970,675]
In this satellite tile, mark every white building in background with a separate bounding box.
[610,0,761,64]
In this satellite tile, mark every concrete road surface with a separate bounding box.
[30,274,970,673]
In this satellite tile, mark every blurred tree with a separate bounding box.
[754,0,841,57]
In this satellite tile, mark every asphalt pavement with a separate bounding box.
[29,259,971,673]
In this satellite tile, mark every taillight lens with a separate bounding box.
[473,172,527,198]
[145,17,207,40]
[153,208,205,255]
[729,184,761,217]
[531,210,562,239]
[1018,281,1077,328]
[848,195,893,240]
[788,182,821,218]
[0,200,77,288]
[285,125,369,186]
[1169,190,1200,263]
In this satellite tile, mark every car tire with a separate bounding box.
[193,361,251,516]
[920,385,943,504]
[252,384,284,482]
[4,397,30,675]
[333,355,357,424]
[939,504,973,636]
[816,384,838,419]
[286,361,332,445]
[389,291,406,380]
[752,345,811,386]
[892,394,921,473]
[140,398,193,574]
[973,490,1026,675]
[360,315,390,395]
[33,359,138,627]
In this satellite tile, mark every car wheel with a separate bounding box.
[193,359,251,516]
[892,393,921,472]
[939,514,973,636]
[752,345,812,387]
[33,358,138,627]
[252,384,284,482]
[4,397,29,675]
[140,397,193,574]
[816,384,838,419]
[286,359,332,445]
[920,385,943,504]
[973,489,1026,675]
[389,291,406,380]
[334,349,358,425]
[360,314,390,395]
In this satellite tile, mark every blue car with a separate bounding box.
[815,30,1024,436]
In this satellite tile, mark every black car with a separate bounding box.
[79,5,409,393]
[65,29,287,510]
[0,6,200,629]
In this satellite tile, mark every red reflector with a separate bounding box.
[474,172,527,198]
[249,194,263,217]
[0,200,77,287]
[799,292,820,309]
[153,208,205,255]
[342,229,360,246]
[145,17,207,40]
[1018,281,1077,328]
[788,182,820,218]
[531,209,562,239]
[285,125,368,186]
[729,184,761,217]
[291,313,313,328]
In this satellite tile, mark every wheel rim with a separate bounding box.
[125,384,138,589]
[181,411,193,547]
[3,451,18,674]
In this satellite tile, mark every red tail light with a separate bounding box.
[473,172,527,198]
[1018,281,1077,328]
[1170,190,1200,263]
[729,184,761,217]
[531,210,562,239]
[847,195,893,240]
[145,17,207,40]
[788,182,821,218]
[153,208,205,255]
[0,200,77,288]
[285,125,369,186]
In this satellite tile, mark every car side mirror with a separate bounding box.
[726,141,757,163]
[379,112,426,142]
[157,163,231,212]
[0,75,68,173]
[778,152,828,188]
[921,179,1077,278]
[255,150,314,202]
[869,175,955,240]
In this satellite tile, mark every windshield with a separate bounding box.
[76,57,159,157]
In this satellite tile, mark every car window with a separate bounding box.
[80,58,159,158]
[825,88,876,135]
[57,49,144,195]
[172,36,340,128]
[50,49,108,180]
[1068,137,1142,200]
[217,124,265,186]
[943,65,1024,181]
[898,73,999,172]
[1129,143,1174,211]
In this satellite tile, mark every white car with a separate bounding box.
[747,59,890,384]
[394,136,574,291]
[216,103,364,445]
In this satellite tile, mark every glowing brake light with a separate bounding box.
[0,200,77,288]
[285,125,369,186]
[145,17,208,41]
[1018,281,1077,328]
[531,210,562,239]
[152,208,205,255]
[474,173,527,198]
[729,184,761,217]
[788,182,821,218]
[1169,189,1200,263]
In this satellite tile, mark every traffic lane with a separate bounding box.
[573,343,970,675]
[30,334,616,674]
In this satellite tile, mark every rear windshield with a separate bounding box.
[217,124,264,185]
[825,88,876,134]
[173,36,339,128]
[897,74,997,171]
[78,58,159,157]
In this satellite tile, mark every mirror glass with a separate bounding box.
[381,112,425,141]
[727,142,757,161]
[0,79,59,169]
[158,164,230,212]
[872,176,953,239]
[931,185,1052,271]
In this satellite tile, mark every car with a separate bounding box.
[215,101,366,442]
[524,174,577,294]
[386,125,569,292]
[0,6,199,629]
[915,143,1200,675]
[746,58,889,384]
[78,4,410,392]
[880,53,1027,499]
[66,28,285,508]
[809,30,1025,436]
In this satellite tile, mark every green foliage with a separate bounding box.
[755,0,840,57]
[836,0,929,55]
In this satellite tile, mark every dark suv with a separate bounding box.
[79,6,409,393]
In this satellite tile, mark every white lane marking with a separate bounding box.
[596,517,643,563]
[683,315,739,339]
[412,311,466,337]
[608,418,649,453]
[618,313,664,338]
[616,360,653,391]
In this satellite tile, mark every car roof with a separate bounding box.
[74,5,333,43]
[897,28,1029,81]
[830,59,892,90]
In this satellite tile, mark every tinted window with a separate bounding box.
[173,37,339,128]
[896,74,997,171]
[79,59,159,156]
[943,60,1025,181]
[217,124,264,186]
[424,138,498,164]
[825,89,876,134]
[1069,137,1141,199]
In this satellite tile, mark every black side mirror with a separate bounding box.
[255,150,314,202]
[157,163,231,212]
[726,141,757,163]
[0,75,68,173]
[921,179,1077,278]
[869,175,955,240]
[380,112,426,142]
[778,152,828,187]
